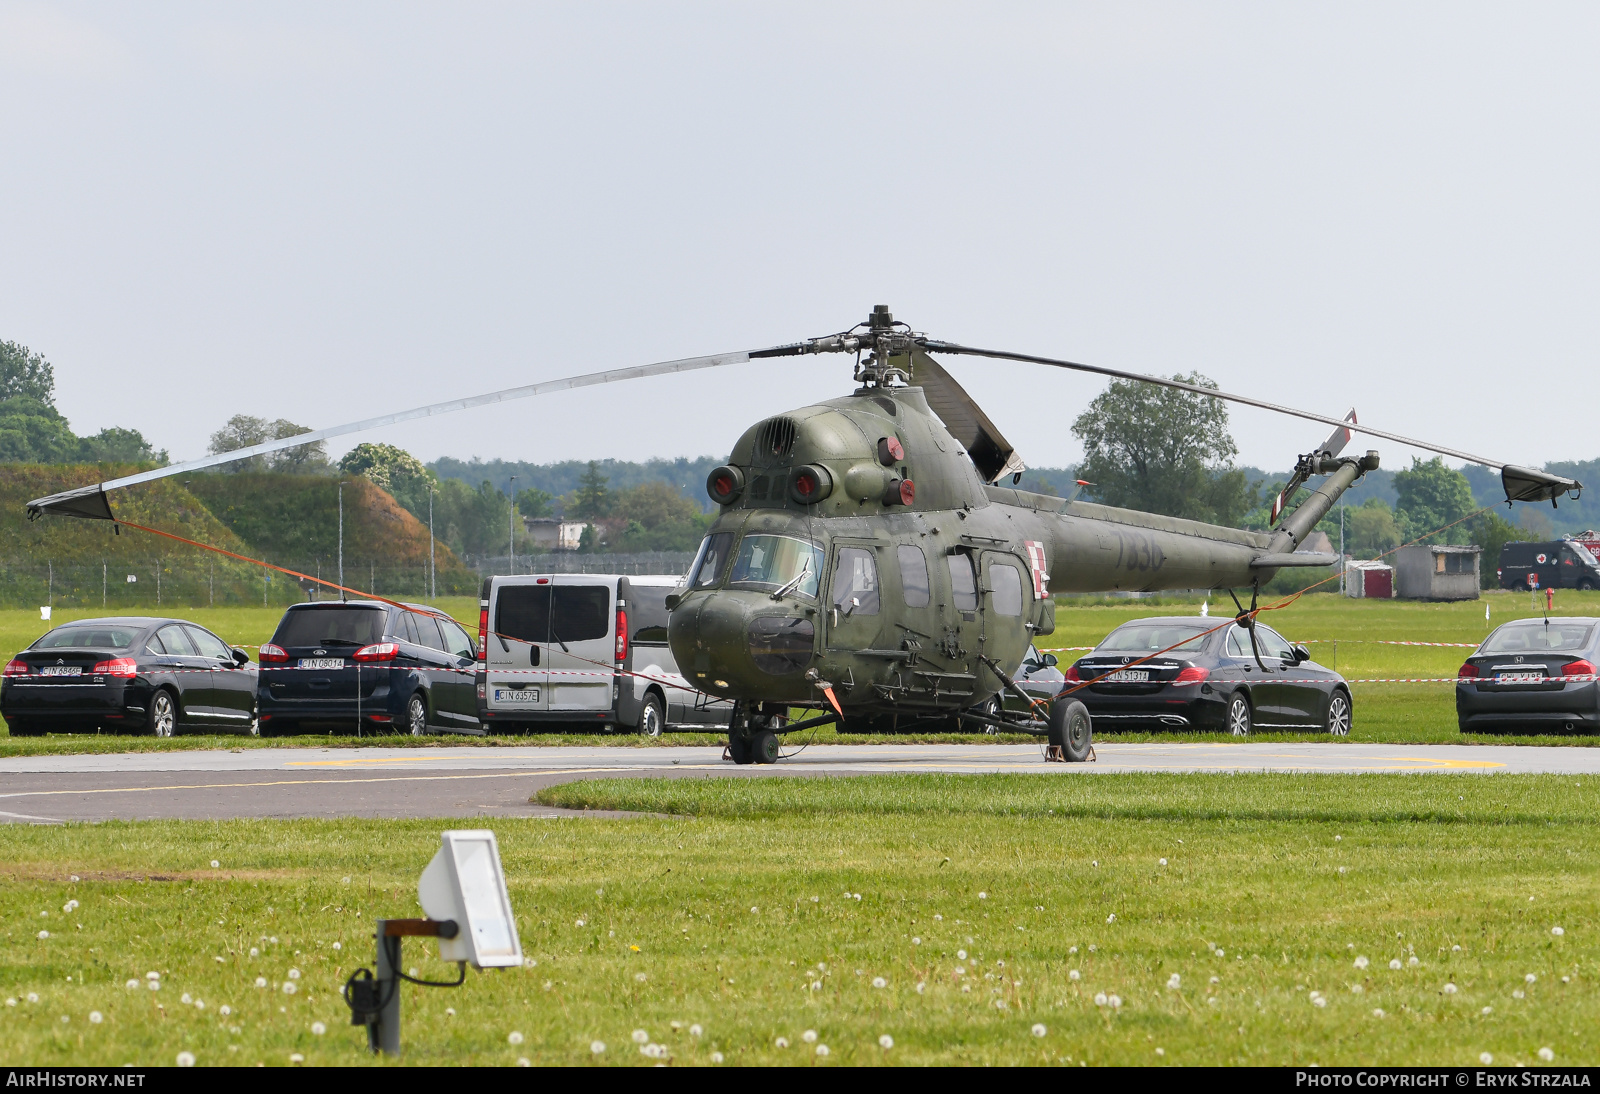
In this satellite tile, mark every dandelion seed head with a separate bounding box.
[1539,1048,1555,1062]
[331,943,340,951]
[591,1041,606,1054]
[254,977,267,988]
[1354,956,1369,969]
[775,1037,789,1048]
[632,1030,649,1044]
[219,1006,231,1016]
[181,993,192,1005]
[1313,996,1327,1008]
[1513,990,1525,999]
[1480,1053,1493,1065]
[1408,957,1419,967]
[957,949,967,960]
[872,977,886,988]
[1031,1023,1047,1037]
[710,1052,724,1063]
[1069,970,1081,981]
[1444,983,1458,994]
[1167,974,1181,990]
[1093,992,1108,1006]
[802,1030,817,1043]
[1526,973,1538,983]
[1109,994,1122,1009]
[1552,926,1565,936]
[635,973,647,983]
[1372,1008,1385,1018]
[249,948,258,958]
[176,1052,196,1067]
[816,1044,829,1056]
[1389,959,1402,971]
[978,892,987,900]
[508,1031,524,1045]
[912,937,921,945]
[1481,1006,1492,1015]
[879,1034,894,1049]
[147,981,159,992]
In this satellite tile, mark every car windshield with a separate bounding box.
[1480,622,1595,654]
[1098,623,1212,654]
[728,535,824,597]
[1573,543,1599,566]
[33,626,139,650]
[273,607,387,648]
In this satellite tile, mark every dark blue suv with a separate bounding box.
[256,600,480,736]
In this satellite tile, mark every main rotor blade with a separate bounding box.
[26,346,769,519]
[921,340,1508,468]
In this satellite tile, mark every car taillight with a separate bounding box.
[259,643,289,664]
[1173,665,1210,685]
[353,642,398,663]
[92,658,138,677]
[615,609,628,664]
[1562,659,1598,678]
[1063,665,1082,683]
[4,658,29,677]
[1457,662,1479,678]
[478,607,489,661]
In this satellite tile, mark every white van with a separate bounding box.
[475,573,732,735]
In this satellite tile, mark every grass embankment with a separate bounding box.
[0,591,1594,754]
[1,774,1595,1066]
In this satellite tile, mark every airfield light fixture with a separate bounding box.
[344,829,521,1056]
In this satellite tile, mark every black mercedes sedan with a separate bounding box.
[1,617,257,736]
[1065,615,1352,736]
[1456,616,1600,734]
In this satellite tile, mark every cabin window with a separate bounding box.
[990,562,1024,616]
[688,533,734,590]
[729,534,824,598]
[948,553,977,611]
[898,545,930,608]
[830,547,880,616]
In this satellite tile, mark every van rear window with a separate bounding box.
[273,607,386,648]
[495,585,610,644]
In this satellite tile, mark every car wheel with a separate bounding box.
[1047,698,1093,761]
[1227,693,1252,737]
[1579,578,1596,592]
[406,693,429,737]
[1325,691,1351,736]
[752,729,781,764]
[727,731,754,764]
[150,690,178,738]
[637,694,664,739]
[970,695,1002,735]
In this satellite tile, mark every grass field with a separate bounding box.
[1,773,1594,1066]
[1,590,1595,754]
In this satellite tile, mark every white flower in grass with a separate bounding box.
[1408,957,1420,967]
[249,947,258,958]
[181,993,192,1005]
[176,1052,195,1067]
[957,949,967,960]
[775,1037,789,1048]
[879,1034,894,1049]
[590,1041,606,1055]
[1069,970,1081,981]
[912,937,921,945]
[219,1006,231,1016]
[1443,983,1458,995]
[632,1030,649,1044]
[125,980,138,990]
[802,1030,817,1043]
[1108,995,1122,1009]
[1159,859,1167,866]
[872,977,886,989]
[1539,1048,1555,1062]
[634,973,647,983]
[516,1058,530,1067]
[89,1011,102,1024]
[147,981,160,992]
[1031,1023,1047,1037]
[1526,973,1537,983]
[710,1052,724,1063]
[37,931,48,940]
[311,1022,326,1035]
[689,1025,702,1038]
[1354,956,1369,970]
[210,860,220,869]
[1552,926,1565,936]
[331,942,341,951]
[640,1043,667,1059]
[816,1045,829,1057]
[574,919,585,928]
[289,1054,304,1065]
[1167,974,1181,991]
[1093,992,1108,1006]
[1480,1053,1493,1065]
[59,1015,69,1024]
[1481,1007,1492,1015]
[1313,996,1327,1008]
[915,982,926,994]
[1351,984,1364,994]
[750,907,758,914]
[508,1031,524,1045]
[1389,959,1402,971]
[195,1000,205,1010]
[978,892,987,900]
[1513,990,1525,999]
[288,968,300,980]
[63,900,78,913]
[1106,914,1116,924]
[282,982,297,995]
[1372,1008,1385,1018]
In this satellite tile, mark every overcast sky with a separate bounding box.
[3,2,1598,477]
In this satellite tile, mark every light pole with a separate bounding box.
[428,484,436,600]
[338,481,346,596]
[508,475,517,576]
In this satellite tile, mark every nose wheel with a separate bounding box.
[726,703,785,765]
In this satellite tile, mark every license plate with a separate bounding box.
[37,666,82,677]
[1103,669,1149,683]
[298,658,344,670]
[495,688,540,704]
[1495,672,1545,683]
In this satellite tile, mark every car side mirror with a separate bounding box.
[664,592,682,611]
[232,648,250,665]
[1292,646,1310,663]
[1042,653,1058,668]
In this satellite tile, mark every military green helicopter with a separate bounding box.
[26,306,1581,763]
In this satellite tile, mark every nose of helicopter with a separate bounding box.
[668,590,819,701]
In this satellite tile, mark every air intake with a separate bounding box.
[758,417,798,458]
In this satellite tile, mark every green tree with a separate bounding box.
[569,460,611,520]
[1468,510,1521,589]
[1393,457,1477,544]
[514,486,555,518]
[339,442,436,514]
[1072,373,1257,524]
[0,342,55,404]
[207,414,329,473]
[1346,497,1402,558]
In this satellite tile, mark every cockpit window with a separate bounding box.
[687,533,734,590]
[728,534,824,598]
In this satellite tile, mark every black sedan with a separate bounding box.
[1456,616,1600,734]
[1,616,257,737]
[1065,615,1352,736]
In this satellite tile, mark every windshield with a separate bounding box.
[33,626,139,650]
[1573,543,1599,567]
[728,534,824,598]
[687,533,733,590]
[1098,623,1212,654]
[1481,622,1595,655]
[273,607,387,648]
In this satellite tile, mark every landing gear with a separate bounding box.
[726,702,786,765]
[1046,698,1093,762]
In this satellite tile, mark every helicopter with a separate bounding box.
[26,306,1582,764]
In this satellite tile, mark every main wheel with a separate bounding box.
[752,730,781,764]
[1325,690,1351,736]
[150,690,178,738]
[637,694,664,739]
[406,693,429,737]
[1047,698,1093,761]
[1227,693,1253,737]
[969,695,1002,735]
[727,731,754,764]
